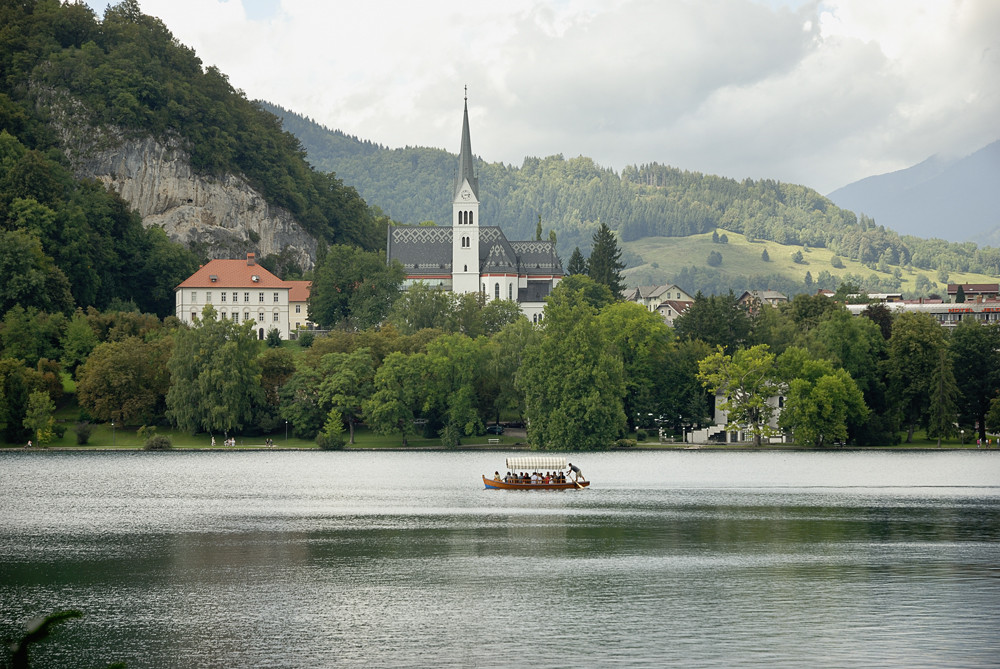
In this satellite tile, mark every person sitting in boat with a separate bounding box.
[566,462,583,482]
[494,471,501,481]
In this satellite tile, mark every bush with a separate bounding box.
[53,424,67,439]
[831,255,844,269]
[73,421,92,445]
[614,438,637,449]
[707,250,723,267]
[298,331,315,348]
[143,435,173,450]
[636,429,649,442]
[266,328,282,347]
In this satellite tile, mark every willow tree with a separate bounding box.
[166,305,263,435]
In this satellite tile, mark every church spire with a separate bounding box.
[455,86,479,200]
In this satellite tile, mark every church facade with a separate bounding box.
[386,97,562,322]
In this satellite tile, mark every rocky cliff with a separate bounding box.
[42,88,317,271]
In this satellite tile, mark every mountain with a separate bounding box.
[827,141,1000,243]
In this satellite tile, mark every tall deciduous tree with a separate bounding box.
[364,351,427,446]
[23,390,55,446]
[318,348,376,445]
[518,288,626,450]
[697,344,781,448]
[776,348,867,448]
[77,335,172,425]
[950,320,1000,441]
[674,291,751,354]
[166,306,263,435]
[0,358,46,443]
[309,245,404,329]
[888,311,948,443]
[587,223,625,299]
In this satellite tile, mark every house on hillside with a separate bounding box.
[738,290,788,314]
[948,283,999,302]
[175,252,311,339]
[624,284,694,326]
[385,95,562,322]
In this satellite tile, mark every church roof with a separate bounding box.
[387,226,563,278]
[454,95,479,200]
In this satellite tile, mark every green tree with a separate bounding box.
[23,389,56,446]
[309,245,404,329]
[278,365,325,439]
[483,318,539,425]
[318,348,376,444]
[761,248,770,262]
[927,347,959,447]
[950,320,1000,441]
[0,358,46,443]
[567,247,588,275]
[598,301,674,431]
[674,291,750,354]
[76,335,172,425]
[706,250,722,267]
[587,222,626,298]
[888,311,948,442]
[388,283,453,334]
[955,284,966,303]
[697,344,781,448]
[777,349,867,447]
[422,334,487,447]
[166,306,263,435]
[60,310,98,376]
[518,289,626,450]
[364,351,427,446]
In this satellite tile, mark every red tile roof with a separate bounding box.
[286,280,311,302]
[176,257,287,289]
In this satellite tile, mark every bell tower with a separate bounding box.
[452,88,481,295]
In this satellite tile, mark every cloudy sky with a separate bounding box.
[85,0,998,194]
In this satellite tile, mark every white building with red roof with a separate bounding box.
[175,252,310,339]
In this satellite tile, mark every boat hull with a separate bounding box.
[483,475,589,490]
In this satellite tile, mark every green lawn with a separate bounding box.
[623,230,999,294]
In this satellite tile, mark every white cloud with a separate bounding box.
[83,0,999,193]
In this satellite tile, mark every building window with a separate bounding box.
[206,292,212,303]
[295,304,301,313]
[273,292,279,303]
[221,312,227,320]
[191,292,197,302]
[258,312,264,322]
[495,283,500,299]
[258,292,264,303]
[244,292,249,302]
[273,312,279,322]
[191,312,196,321]
[508,284,513,300]
[221,292,226,302]
[469,211,473,225]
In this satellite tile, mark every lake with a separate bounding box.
[1,450,998,668]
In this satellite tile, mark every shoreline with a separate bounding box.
[3,444,996,453]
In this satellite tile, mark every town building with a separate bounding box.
[175,252,312,339]
[385,95,563,322]
[623,284,694,326]
[947,283,1000,301]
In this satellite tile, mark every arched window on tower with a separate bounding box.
[469,211,473,225]
[508,284,513,300]
[495,283,500,299]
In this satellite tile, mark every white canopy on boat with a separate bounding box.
[506,456,568,471]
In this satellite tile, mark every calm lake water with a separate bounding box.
[1,450,998,668]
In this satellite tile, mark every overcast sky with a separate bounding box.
[84,0,998,194]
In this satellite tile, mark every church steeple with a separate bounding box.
[454,87,479,200]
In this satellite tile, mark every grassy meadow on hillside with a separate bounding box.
[623,230,999,295]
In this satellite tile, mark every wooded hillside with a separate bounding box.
[266,103,1000,296]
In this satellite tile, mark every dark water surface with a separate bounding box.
[1,450,998,668]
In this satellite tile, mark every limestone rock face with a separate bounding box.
[43,87,317,270]
[72,135,317,270]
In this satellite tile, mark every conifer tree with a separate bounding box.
[587,223,625,299]
[567,247,588,275]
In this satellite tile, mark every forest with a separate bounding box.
[0,0,384,321]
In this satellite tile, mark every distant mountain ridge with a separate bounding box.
[827,140,1000,244]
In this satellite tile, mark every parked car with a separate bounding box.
[485,424,505,435]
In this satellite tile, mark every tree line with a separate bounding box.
[5,272,1000,450]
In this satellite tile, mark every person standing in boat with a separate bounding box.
[566,462,583,482]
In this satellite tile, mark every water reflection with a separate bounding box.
[1,450,998,668]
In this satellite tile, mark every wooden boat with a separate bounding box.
[483,456,589,490]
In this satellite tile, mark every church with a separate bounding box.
[385,95,563,322]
